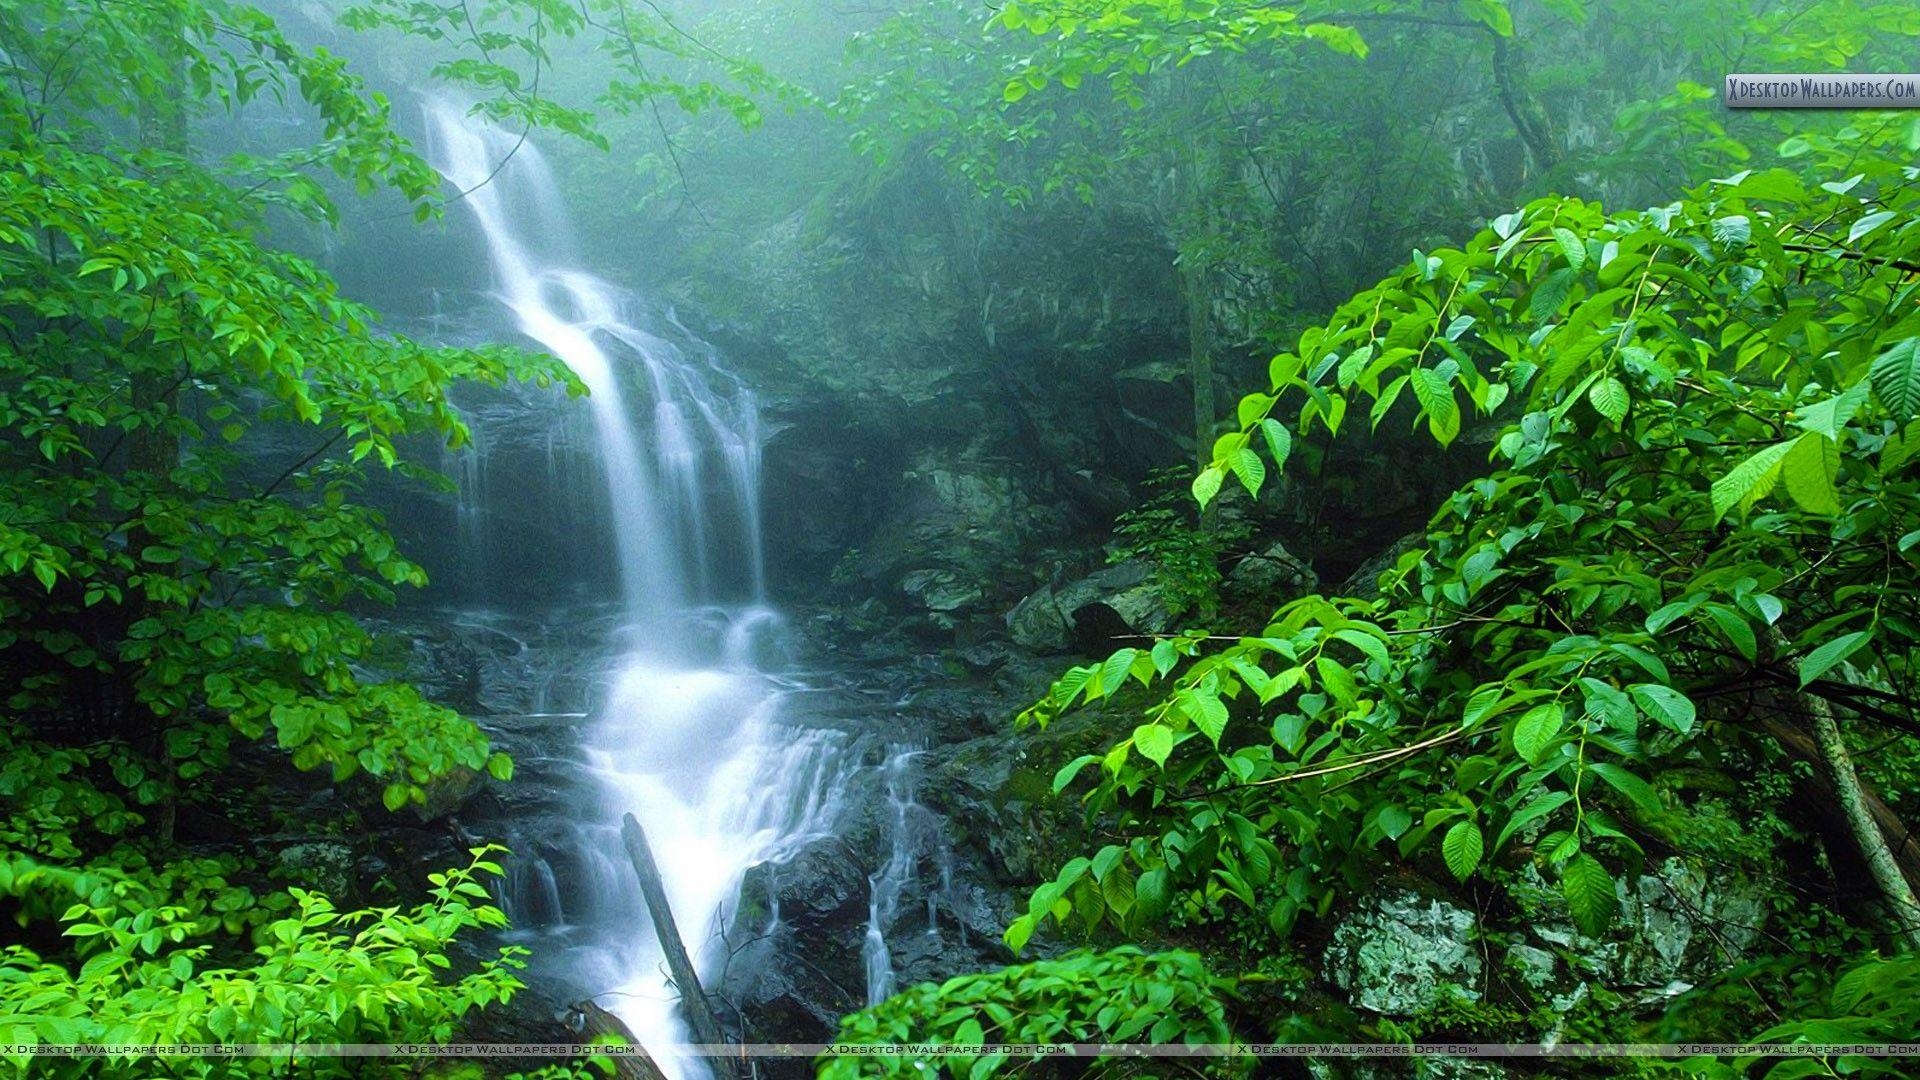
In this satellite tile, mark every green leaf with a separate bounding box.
[1587,376,1629,424]
[1259,418,1292,469]
[1529,267,1576,326]
[1869,338,1920,422]
[1512,703,1564,764]
[1133,723,1174,767]
[1178,689,1229,746]
[1711,214,1751,247]
[1134,868,1171,918]
[1442,820,1483,881]
[1374,804,1413,841]
[1237,392,1275,428]
[1561,854,1619,935]
[1703,602,1758,662]
[1052,754,1101,793]
[1627,683,1695,735]
[1848,209,1895,243]
[1410,367,1461,445]
[1791,382,1870,440]
[1191,466,1224,508]
[1588,763,1662,815]
[1710,439,1796,520]
[1004,913,1036,953]
[1099,648,1138,697]
[1553,227,1586,270]
[1797,630,1871,687]
[1579,679,1636,730]
[1230,446,1266,497]
[1497,790,1572,849]
[1150,639,1178,676]
[1781,432,1841,515]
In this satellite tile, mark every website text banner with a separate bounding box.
[1725,73,1920,107]
[6,1043,1919,1060]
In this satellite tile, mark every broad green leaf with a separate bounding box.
[1797,630,1871,687]
[1561,854,1619,935]
[1848,209,1895,243]
[1259,418,1293,469]
[1052,754,1101,794]
[1703,603,1758,662]
[1133,723,1174,767]
[1497,790,1573,849]
[1579,678,1636,730]
[1410,367,1460,445]
[1553,227,1586,270]
[1711,214,1751,247]
[1530,267,1576,326]
[1099,648,1138,698]
[1869,338,1920,422]
[1791,382,1870,440]
[1710,439,1795,520]
[1192,466,1224,508]
[1442,820,1483,881]
[1178,689,1229,746]
[1587,376,1629,424]
[1230,446,1266,497]
[1627,683,1695,735]
[1512,703,1564,764]
[1237,392,1276,428]
[1780,432,1840,515]
[1588,762,1662,815]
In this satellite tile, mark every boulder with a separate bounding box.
[1006,585,1070,651]
[1225,540,1317,601]
[1056,561,1172,638]
[277,840,358,901]
[1326,889,1482,1014]
[1513,857,1767,992]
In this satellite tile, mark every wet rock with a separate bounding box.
[899,569,984,626]
[1056,560,1171,637]
[1326,889,1482,1014]
[1513,857,1766,991]
[1225,540,1317,601]
[1006,585,1070,652]
[277,841,358,900]
[1340,531,1427,599]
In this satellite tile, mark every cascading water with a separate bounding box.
[425,100,845,1080]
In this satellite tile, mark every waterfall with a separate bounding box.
[425,100,844,1080]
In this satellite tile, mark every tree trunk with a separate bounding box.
[1771,629,1920,951]
[619,813,740,1078]
[1184,256,1215,471]
[1489,33,1558,180]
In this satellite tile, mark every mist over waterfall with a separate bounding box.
[424,100,848,1079]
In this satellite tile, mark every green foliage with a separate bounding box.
[0,0,581,1061]
[1046,116,1920,958]
[853,96,1920,1070]
[1741,955,1920,1076]
[0,846,524,1073]
[823,948,1234,1079]
[1106,466,1250,620]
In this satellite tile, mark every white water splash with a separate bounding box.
[426,100,838,1080]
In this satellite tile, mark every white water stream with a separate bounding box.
[426,101,855,1079]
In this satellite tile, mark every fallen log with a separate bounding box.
[571,999,671,1080]
[620,812,740,1080]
